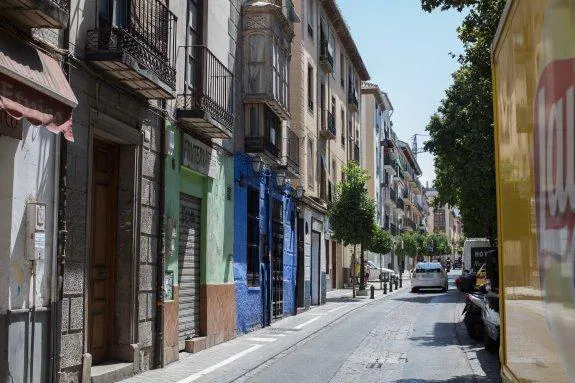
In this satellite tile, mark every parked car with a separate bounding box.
[410,262,449,293]
[366,261,395,281]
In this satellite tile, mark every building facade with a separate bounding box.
[360,83,395,270]
[162,0,238,363]
[233,0,300,335]
[290,0,369,302]
[0,3,77,382]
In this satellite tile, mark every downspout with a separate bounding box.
[50,22,71,383]
[154,102,166,369]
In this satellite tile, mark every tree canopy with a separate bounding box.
[367,225,393,255]
[420,0,505,241]
[328,161,375,247]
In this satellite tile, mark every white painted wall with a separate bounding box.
[0,125,55,312]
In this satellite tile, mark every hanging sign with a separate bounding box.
[181,133,217,178]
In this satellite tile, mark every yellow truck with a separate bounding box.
[492,1,575,381]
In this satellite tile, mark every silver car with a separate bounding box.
[411,262,448,293]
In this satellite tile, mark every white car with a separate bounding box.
[411,262,448,292]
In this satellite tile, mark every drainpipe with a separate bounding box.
[50,21,71,382]
[154,103,166,369]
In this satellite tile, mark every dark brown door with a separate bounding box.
[332,241,337,289]
[89,138,119,364]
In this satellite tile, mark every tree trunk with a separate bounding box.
[359,244,366,291]
[352,245,356,298]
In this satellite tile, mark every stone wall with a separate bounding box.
[59,67,162,382]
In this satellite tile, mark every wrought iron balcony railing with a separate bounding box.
[176,46,234,138]
[319,40,334,73]
[0,0,69,28]
[85,0,176,98]
[320,110,336,139]
[348,88,359,112]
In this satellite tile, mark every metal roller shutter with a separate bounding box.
[178,194,201,350]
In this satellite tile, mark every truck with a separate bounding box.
[462,238,490,272]
[492,0,575,381]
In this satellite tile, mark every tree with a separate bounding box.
[420,0,505,241]
[425,233,452,259]
[367,225,393,255]
[328,161,375,293]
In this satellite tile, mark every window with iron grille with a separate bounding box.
[307,64,314,112]
[307,138,314,188]
[307,0,314,39]
[247,187,260,287]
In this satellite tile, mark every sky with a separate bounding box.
[337,0,466,187]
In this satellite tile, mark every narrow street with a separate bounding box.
[123,272,499,383]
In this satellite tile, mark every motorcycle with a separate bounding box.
[462,292,485,340]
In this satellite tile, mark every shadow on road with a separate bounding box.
[325,296,362,303]
[392,290,464,304]
[395,375,483,382]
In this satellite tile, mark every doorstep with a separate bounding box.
[91,361,134,383]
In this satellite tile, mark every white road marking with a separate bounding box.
[294,316,321,329]
[175,344,264,383]
[267,333,287,337]
[246,337,277,343]
[327,306,344,313]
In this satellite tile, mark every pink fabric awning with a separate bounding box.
[0,35,78,141]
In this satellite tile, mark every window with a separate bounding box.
[186,0,202,89]
[307,0,314,39]
[247,34,266,94]
[331,96,336,134]
[307,138,314,187]
[340,53,344,87]
[307,64,314,112]
[265,107,281,152]
[340,109,345,147]
[247,187,260,287]
[246,105,260,137]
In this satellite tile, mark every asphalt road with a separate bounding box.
[235,270,500,383]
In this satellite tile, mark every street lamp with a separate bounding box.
[251,155,263,174]
[276,172,286,187]
[295,185,305,200]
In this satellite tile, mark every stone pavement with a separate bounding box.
[121,278,411,383]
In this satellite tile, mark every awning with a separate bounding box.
[0,34,78,141]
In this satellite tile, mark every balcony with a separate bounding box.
[348,89,359,113]
[319,40,334,73]
[403,191,414,206]
[320,111,336,139]
[245,108,282,164]
[275,127,300,178]
[390,223,398,236]
[176,46,234,139]
[396,196,405,211]
[404,218,416,231]
[383,187,397,207]
[384,152,397,175]
[243,1,293,120]
[403,167,413,182]
[0,0,69,29]
[85,0,176,99]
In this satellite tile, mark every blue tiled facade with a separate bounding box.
[233,153,298,335]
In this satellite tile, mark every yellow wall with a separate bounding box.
[493,1,574,381]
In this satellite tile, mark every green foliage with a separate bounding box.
[328,161,375,247]
[420,0,505,241]
[367,225,393,255]
[425,233,452,257]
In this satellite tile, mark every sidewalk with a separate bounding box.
[121,279,411,383]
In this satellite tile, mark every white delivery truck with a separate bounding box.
[462,238,490,272]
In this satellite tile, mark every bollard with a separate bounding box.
[389,279,393,293]
[370,285,375,299]
[395,278,399,290]
[399,275,403,288]
[383,281,387,294]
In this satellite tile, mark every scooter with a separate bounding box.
[462,292,485,340]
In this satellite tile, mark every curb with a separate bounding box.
[229,281,411,382]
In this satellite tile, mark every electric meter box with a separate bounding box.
[26,203,46,261]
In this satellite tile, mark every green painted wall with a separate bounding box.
[163,122,234,294]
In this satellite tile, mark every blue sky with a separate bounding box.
[337,0,466,187]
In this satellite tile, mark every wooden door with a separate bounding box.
[89,138,119,364]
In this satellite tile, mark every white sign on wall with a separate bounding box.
[181,133,217,178]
